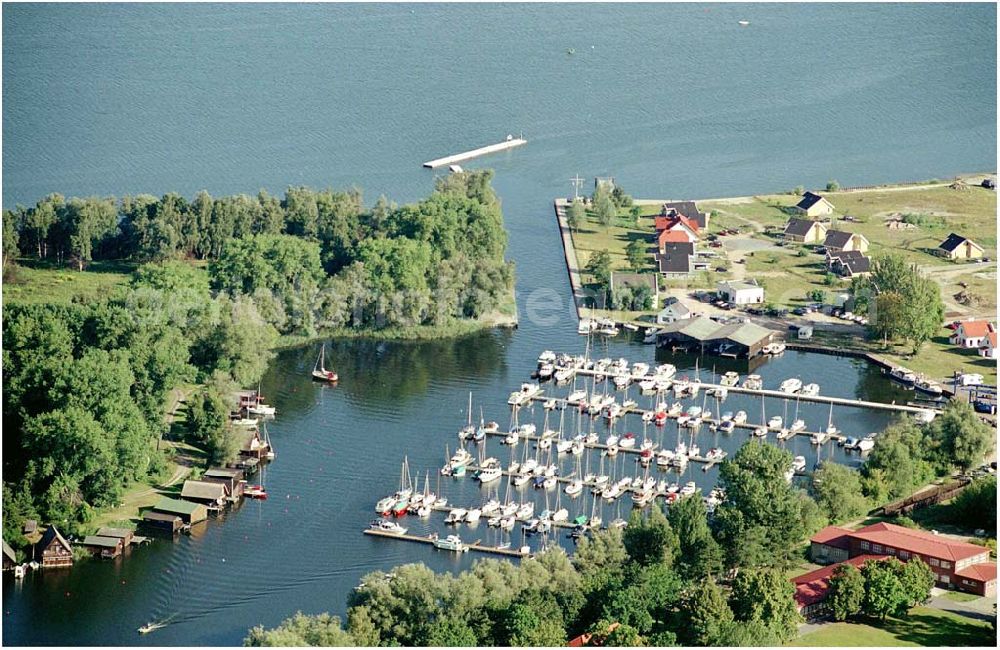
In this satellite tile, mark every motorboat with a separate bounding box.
[743,375,763,390]
[768,416,783,430]
[656,450,673,467]
[843,436,859,450]
[565,480,584,496]
[619,433,637,449]
[779,378,802,394]
[800,383,820,396]
[733,410,748,424]
[537,350,556,364]
[655,363,677,378]
[720,371,740,387]
[445,508,467,524]
[888,366,917,385]
[465,508,482,523]
[679,481,697,497]
[790,419,806,432]
[752,426,767,438]
[857,435,876,452]
[639,378,658,393]
[567,389,587,403]
[719,420,735,433]
[516,502,535,519]
[370,519,407,535]
[477,465,503,484]
[791,456,806,472]
[433,534,468,552]
[538,364,554,380]
[915,378,943,396]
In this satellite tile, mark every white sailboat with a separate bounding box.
[311,343,339,382]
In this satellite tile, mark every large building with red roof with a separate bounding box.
[793,554,887,617]
[809,522,996,597]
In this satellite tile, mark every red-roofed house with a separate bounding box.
[809,525,853,564]
[809,522,996,596]
[654,214,700,240]
[950,320,995,348]
[793,555,886,618]
[980,331,997,359]
[657,228,691,251]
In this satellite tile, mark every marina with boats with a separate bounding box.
[361,343,934,557]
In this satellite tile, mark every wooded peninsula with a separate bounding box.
[1,171,514,552]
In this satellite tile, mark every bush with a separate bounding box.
[826,180,840,192]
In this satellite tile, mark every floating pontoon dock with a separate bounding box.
[363,528,529,558]
[423,137,527,169]
[540,363,939,416]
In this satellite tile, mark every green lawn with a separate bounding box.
[3,258,135,305]
[701,184,997,269]
[794,607,996,647]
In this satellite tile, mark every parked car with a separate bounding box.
[792,307,808,316]
[715,266,727,273]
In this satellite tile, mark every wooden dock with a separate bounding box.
[523,395,849,444]
[423,137,527,169]
[363,528,530,558]
[551,364,940,416]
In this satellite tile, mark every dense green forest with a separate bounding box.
[245,442,944,647]
[3,170,514,334]
[1,172,513,550]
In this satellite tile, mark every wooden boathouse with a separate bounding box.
[81,535,124,559]
[180,479,228,507]
[36,526,73,568]
[656,316,774,358]
[151,497,208,525]
[203,467,245,499]
[140,511,184,536]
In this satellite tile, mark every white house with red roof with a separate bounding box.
[809,521,996,597]
[950,319,995,348]
[980,331,997,359]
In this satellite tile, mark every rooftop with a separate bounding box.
[824,230,863,249]
[851,522,991,562]
[95,527,132,539]
[792,555,886,608]
[784,217,823,236]
[957,320,994,339]
[796,191,829,210]
[657,242,694,274]
[181,480,227,501]
[954,562,997,583]
[662,201,707,228]
[939,232,981,252]
[153,497,204,516]
[82,535,122,549]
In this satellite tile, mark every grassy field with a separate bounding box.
[794,606,996,647]
[3,258,135,304]
[701,183,997,268]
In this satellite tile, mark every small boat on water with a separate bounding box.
[719,420,735,433]
[888,366,917,386]
[792,456,806,472]
[915,378,943,396]
[245,485,268,499]
[768,415,783,430]
[856,435,876,452]
[138,622,168,635]
[800,383,820,396]
[743,374,763,390]
[720,371,740,387]
[733,410,748,424]
[738,19,750,26]
[311,344,339,383]
[779,378,802,394]
[433,534,468,552]
[370,518,407,535]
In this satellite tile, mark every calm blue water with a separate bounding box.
[1,3,995,646]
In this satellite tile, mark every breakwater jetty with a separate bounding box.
[423,136,527,168]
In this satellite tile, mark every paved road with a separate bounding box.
[925,589,997,624]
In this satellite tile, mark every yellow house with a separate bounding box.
[784,218,828,244]
[823,230,869,254]
[937,233,984,260]
[795,192,835,217]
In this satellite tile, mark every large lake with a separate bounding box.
[2,3,995,646]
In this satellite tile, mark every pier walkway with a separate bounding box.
[363,528,529,558]
[546,363,939,416]
[423,137,527,168]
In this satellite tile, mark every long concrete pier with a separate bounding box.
[423,137,527,168]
